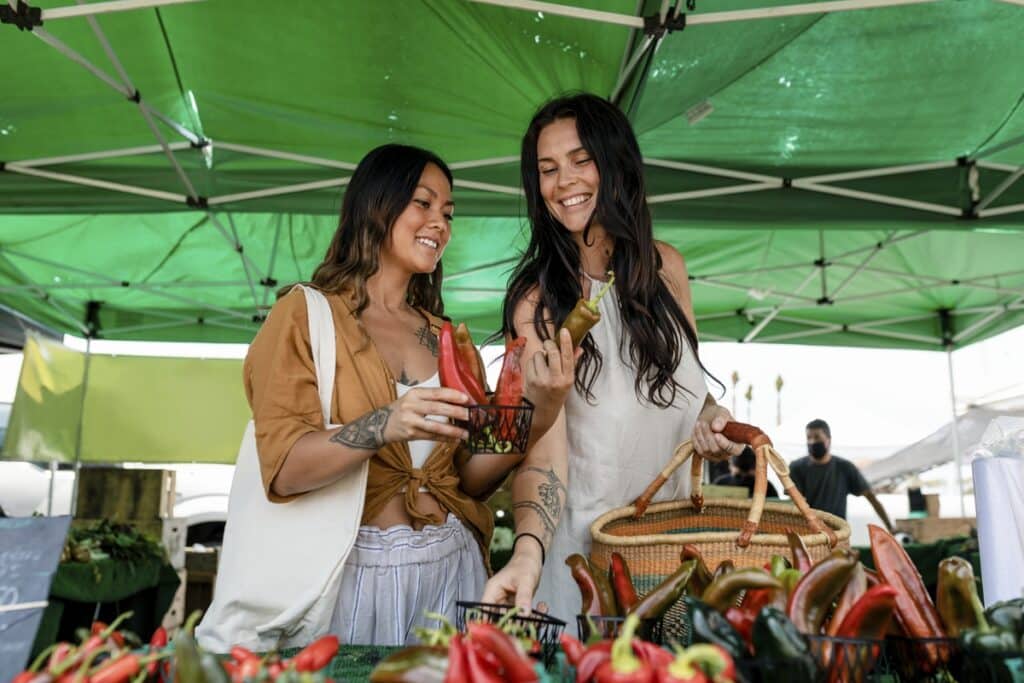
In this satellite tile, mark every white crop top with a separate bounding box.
[395,371,445,470]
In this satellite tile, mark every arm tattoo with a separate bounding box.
[415,324,439,357]
[329,406,391,450]
[513,465,567,546]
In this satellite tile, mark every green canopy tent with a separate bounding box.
[2,0,1024,506]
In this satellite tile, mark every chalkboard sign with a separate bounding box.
[0,515,71,681]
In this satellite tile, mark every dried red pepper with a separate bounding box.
[629,560,697,622]
[826,562,867,637]
[828,584,897,683]
[454,322,488,391]
[680,546,714,596]
[567,553,607,617]
[869,524,946,669]
[610,553,641,614]
[702,568,781,614]
[438,321,486,403]
[493,336,526,407]
[786,530,813,574]
[560,272,615,347]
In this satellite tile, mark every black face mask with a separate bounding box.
[808,442,828,459]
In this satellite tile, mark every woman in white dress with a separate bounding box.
[481,94,744,624]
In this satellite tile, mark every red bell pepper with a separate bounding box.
[657,654,708,683]
[466,638,505,683]
[577,641,613,683]
[592,614,655,683]
[634,641,673,670]
[466,621,539,682]
[682,644,736,683]
[293,634,340,672]
[230,645,258,663]
[723,607,754,647]
[439,321,487,404]
[562,633,588,667]
[610,553,640,614]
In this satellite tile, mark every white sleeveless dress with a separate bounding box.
[534,274,709,625]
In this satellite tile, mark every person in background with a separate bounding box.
[712,446,779,498]
[791,418,893,530]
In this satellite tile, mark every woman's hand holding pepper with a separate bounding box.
[692,400,745,462]
[523,328,580,438]
[381,387,472,444]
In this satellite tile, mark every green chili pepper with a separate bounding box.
[629,560,696,621]
[683,596,748,661]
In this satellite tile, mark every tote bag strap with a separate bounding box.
[294,285,336,425]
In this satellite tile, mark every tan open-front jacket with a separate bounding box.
[244,286,494,568]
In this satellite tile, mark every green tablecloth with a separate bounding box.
[32,556,180,658]
[856,535,983,601]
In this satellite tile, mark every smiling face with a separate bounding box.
[380,162,454,275]
[536,117,600,235]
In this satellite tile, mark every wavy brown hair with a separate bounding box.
[282,144,453,316]
[502,94,719,406]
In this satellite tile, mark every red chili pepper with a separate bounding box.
[47,643,75,673]
[787,548,859,634]
[466,621,539,682]
[567,553,610,617]
[237,656,262,680]
[90,621,107,637]
[465,638,504,683]
[723,607,755,648]
[445,633,469,682]
[828,585,897,683]
[826,562,867,637]
[230,645,258,663]
[11,674,36,683]
[294,634,340,672]
[492,336,526,407]
[869,524,946,669]
[577,642,613,683]
[145,627,168,676]
[592,614,655,683]
[610,553,641,614]
[454,322,488,391]
[561,633,587,667]
[89,654,140,683]
[439,321,487,404]
[786,530,813,574]
[267,661,284,678]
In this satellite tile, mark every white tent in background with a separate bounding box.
[863,403,1024,493]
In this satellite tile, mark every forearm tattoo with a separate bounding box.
[329,406,391,450]
[415,324,439,357]
[512,465,567,546]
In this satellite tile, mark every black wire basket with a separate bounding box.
[458,399,534,454]
[885,635,962,682]
[805,634,892,683]
[576,614,665,645]
[957,647,1024,682]
[455,600,565,666]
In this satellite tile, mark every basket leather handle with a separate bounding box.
[721,421,773,449]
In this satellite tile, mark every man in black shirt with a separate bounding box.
[790,419,893,530]
[713,446,780,498]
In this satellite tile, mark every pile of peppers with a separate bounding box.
[369,612,541,682]
[439,321,527,453]
[13,610,339,683]
[561,613,736,682]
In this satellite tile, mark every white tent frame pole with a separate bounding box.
[976,166,1024,212]
[262,221,283,309]
[954,294,1024,343]
[830,230,927,261]
[4,163,188,204]
[0,280,251,292]
[12,142,193,167]
[207,177,352,206]
[954,302,1024,316]
[756,326,844,343]
[102,318,212,336]
[465,0,940,28]
[699,331,736,342]
[791,180,963,216]
[972,133,1024,161]
[464,0,644,27]
[693,261,813,281]
[834,282,937,304]
[975,160,1021,173]
[648,181,780,204]
[136,102,201,199]
[214,142,357,171]
[610,34,656,104]
[797,161,955,184]
[195,315,263,334]
[691,277,820,304]
[839,264,1024,297]
[644,158,782,184]
[845,324,942,345]
[448,156,520,171]
[445,257,519,282]
[946,348,966,516]
[978,202,1024,218]
[0,252,90,335]
[217,211,263,309]
[743,269,819,342]
[68,336,92,517]
[43,0,202,21]
[830,232,905,298]
[453,179,524,196]
[131,284,254,320]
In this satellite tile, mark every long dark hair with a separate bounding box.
[284,144,453,317]
[502,93,716,406]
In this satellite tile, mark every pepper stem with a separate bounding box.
[585,271,616,313]
[27,643,60,673]
[609,613,642,674]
